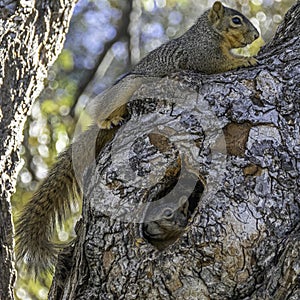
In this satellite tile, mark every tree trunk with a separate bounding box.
[0,1,76,298]
[50,2,300,299]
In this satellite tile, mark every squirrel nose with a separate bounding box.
[254,32,259,40]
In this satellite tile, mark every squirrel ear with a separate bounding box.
[209,1,224,24]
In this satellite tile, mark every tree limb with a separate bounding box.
[0,0,77,298]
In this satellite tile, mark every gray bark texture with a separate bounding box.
[50,2,300,299]
[0,0,77,299]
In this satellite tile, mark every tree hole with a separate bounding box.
[141,170,205,250]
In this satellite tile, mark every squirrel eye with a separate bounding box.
[162,208,174,219]
[232,17,242,25]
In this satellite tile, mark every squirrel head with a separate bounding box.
[208,1,259,48]
[142,196,189,246]
[156,195,189,230]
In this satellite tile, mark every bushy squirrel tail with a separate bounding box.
[15,147,80,274]
[15,125,119,275]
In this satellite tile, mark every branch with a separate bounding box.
[70,0,133,116]
[260,0,300,55]
[0,0,77,298]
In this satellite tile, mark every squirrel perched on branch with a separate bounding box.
[15,1,259,275]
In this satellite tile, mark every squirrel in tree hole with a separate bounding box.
[15,1,259,275]
[142,196,190,250]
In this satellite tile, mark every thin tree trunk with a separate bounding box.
[0,1,77,298]
[51,2,300,299]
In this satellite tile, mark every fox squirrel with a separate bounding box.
[142,196,190,250]
[15,1,259,274]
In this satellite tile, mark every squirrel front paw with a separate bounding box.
[98,115,124,129]
[245,56,257,67]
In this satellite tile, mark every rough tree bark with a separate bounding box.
[50,2,300,299]
[0,0,77,298]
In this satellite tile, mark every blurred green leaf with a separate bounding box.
[57,49,74,72]
[41,99,60,114]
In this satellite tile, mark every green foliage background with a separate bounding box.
[12,0,295,299]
